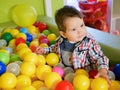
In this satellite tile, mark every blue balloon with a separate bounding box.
[19,27,28,34]
[113,64,120,80]
[0,61,6,75]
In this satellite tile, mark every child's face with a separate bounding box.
[60,17,87,43]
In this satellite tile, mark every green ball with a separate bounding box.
[42,30,50,36]
[10,54,21,62]
[0,52,10,65]
[1,32,13,43]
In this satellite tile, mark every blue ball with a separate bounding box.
[19,27,28,34]
[26,33,33,42]
[113,64,120,80]
[0,61,6,75]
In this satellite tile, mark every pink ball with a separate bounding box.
[52,67,64,77]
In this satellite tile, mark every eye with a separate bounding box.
[72,28,76,31]
[81,24,83,27]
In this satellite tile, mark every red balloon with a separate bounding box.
[38,22,47,32]
[55,80,74,90]
[29,45,37,52]
[38,34,47,42]
[88,70,98,78]
[15,37,26,46]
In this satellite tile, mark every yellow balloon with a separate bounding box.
[8,39,16,48]
[21,85,36,90]
[46,53,59,66]
[37,55,46,66]
[73,74,90,90]
[12,4,37,27]
[16,43,28,51]
[16,33,27,40]
[36,65,52,80]
[28,25,38,34]
[16,74,31,89]
[39,43,48,47]
[32,80,44,89]
[20,62,36,77]
[47,33,57,42]
[75,69,89,77]
[44,72,62,90]
[0,72,17,89]
[10,29,19,38]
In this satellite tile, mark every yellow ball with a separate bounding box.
[0,72,17,89]
[21,85,36,90]
[3,28,11,33]
[30,39,39,46]
[10,29,19,38]
[109,80,120,90]
[91,77,109,90]
[47,33,57,42]
[23,52,38,64]
[16,43,28,51]
[8,39,16,48]
[44,72,62,90]
[16,33,27,40]
[16,74,31,89]
[37,55,46,66]
[46,53,59,66]
[73,74,90,90]
[75,69,89,77]
[28,25,38,34]
[36,65,52,80]
[32,80,44,89]
[20,62,36,77]
[39,43,48,48]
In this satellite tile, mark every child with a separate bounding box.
[35,6,110,85]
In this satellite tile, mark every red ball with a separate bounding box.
[38,22,47,32]
[55,80,74,90]
[39,38,50,45]
[29,45,37,52]
[15,37,26,46]
[33,21,39,27]
[38,34,47,42]
[88,70,98,78]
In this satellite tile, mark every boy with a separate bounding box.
[35,6,110,85]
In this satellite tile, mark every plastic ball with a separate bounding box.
[39,43,48,47]
[38,22,47,33]
[30,39,39,46]
[37,55,46,66]
[91,77,109,90]
[54,63,65,69]
[10,54,21,62]
[42,30,50,36]
[0,52,10,65]
[0,72,17,89]
[38,86,49,90]
[21,85,36,90]
[1,32,13,43]
[12,4,37,27]
[55,80,74,90]
[5,46,13,55]
[36,65,52,80]
[20,62,36,77]
[0,61,6,75]
[113,64,120,80]
[28,25,38,34]
[44,72,62,89]
[26,33,33,42]
[39,38,50,45]
[46,53,59,66]
[88,69,98,78]
[52,67,64,77]
[15,37,26,46]
[109,80,120,90]
[0,39,7,48]
[19,27,28,34]
[108,70,115,80]
[16,33,26,40]
[64,73,75,84]
[73,74,90,90]
[50,40,56,45]
[8,39,16,48]
[16,43,28,51]
[63,67,74,76]
[75,69,89,77]
[47,33,57,42]
[10,29,19,38]
[32,80,44,89]
[39,34,47,41]
[16,74,31,89]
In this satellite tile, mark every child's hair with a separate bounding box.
[55,5,83,32]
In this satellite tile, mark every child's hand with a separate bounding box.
[95,68,111,87]
[34,46,45,54]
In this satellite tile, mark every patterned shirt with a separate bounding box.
[44,33,109,71]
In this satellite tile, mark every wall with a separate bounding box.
[0,0,45,23]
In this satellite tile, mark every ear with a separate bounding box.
[59,31,66,38]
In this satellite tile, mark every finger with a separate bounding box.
[94,73,100,78]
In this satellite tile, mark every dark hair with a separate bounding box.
[55,5,83,32]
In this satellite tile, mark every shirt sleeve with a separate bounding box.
[88,39,109,70]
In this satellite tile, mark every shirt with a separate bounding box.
[44,33,109,71]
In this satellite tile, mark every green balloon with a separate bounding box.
[0,52,10,65]
[1,32,13,43]
[10,54,21,62]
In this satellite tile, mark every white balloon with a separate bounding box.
[108,70,115,80]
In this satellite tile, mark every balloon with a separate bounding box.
[63,67,74,76]
[16,74,31,89]
[73,74,90,90]
[44,72,62,89]
[15,37,26,46]
[0,61,6,75]
[38,86,49,90]
[5,46,13,55]
[55,80,74,90]
[46,53,59,66]
[26,33,33,42]
[37,55,46,66]
[36,65,52,80]
[12,4,37,27]
[0,72,17,89]
[54,62,65,68]
[19,27,28,34]
[75,69,89,77]
[47,33,57,42]
[10,29,19,38]
[21,85,36,90]
[0,39,7,48]
[42,30,50,36]
[113,64,120,80]
[32,80,44,89]
[108,70,115,80]
[0,52,10,65]
[10,54,21,62]
[91,77,109,90]
[1,32,13,43]
[52,67,64,77]
[20,62,36,77]
[7,62,20,76]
